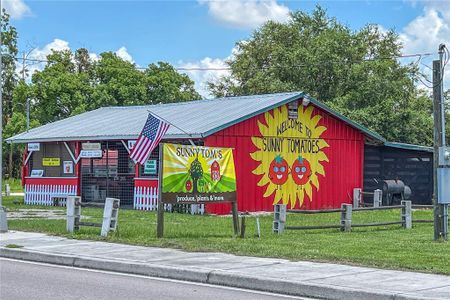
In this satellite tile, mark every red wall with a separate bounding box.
[204,103,365,214]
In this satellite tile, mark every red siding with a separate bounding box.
[204,103,364,214]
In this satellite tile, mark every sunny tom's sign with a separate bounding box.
[161,143,237,204]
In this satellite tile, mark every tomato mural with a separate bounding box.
[250,104,329,207]
[291,156,311,186]
[268,155,289,186]
[185,180,192,191]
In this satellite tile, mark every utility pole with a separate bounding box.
[0,0,9,232]
[433,44,449,241]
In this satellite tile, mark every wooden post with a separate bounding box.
[433,59,444,240]
[157,144,165,238]
[66,196,81,233]
[401,200,412,229]
[5,184,10,197]
[240,215,246,238]
[256,216,261,238]
[101,197,120,237]
[373,189,382,208]
[353,188,361,208]
[340,204,352,232]
[231,201,239,236]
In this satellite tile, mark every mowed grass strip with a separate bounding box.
[3,196,449,275]
[3,178,23,193]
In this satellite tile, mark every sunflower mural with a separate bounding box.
[250,104,329,207]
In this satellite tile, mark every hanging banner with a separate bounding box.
[161,143,237,204]
[42,157,60,166]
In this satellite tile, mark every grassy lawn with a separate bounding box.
[3,178,23,193]
[3,196,449,276]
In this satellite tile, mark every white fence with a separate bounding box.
[25,184,77,206]
[133,186,204,214]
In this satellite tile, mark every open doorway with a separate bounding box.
[81,141,135,206]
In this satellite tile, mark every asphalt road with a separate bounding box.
[0,258,310,300]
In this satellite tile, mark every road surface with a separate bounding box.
[0,258,310,300]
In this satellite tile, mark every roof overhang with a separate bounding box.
[6,133,203,144]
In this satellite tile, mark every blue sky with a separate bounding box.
[4,0,450,96]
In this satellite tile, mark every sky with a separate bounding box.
[4,0,450,97]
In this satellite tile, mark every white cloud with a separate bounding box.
[199,0,290,29]
[400,4,450,91]
[2,0,31,19]
[17,39,70,79]
[115,46,134,63]
[179,56,230,98]
[17,40,137,81]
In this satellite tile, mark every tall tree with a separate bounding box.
[1,9,18,124]
[1,9,19,178]
[145,62,201,103]
[208,6,433,146]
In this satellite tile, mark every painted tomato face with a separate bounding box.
[269,155,289,185]
[185,180,192,191]
[291,156,311,185]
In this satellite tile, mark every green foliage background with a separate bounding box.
[208,6,445,147]
[2,6,449,179]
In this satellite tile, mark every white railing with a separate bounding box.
[133,186,204,214]
[25,184,77,206]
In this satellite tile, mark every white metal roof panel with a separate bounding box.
[7,92,304,143]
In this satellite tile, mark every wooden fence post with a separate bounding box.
[340,204,352,232]
[373,189,382,207]
[401,200,412,229]
[101,198,120,237]
[5,184,10,197]
[66,196,81,233]
[273,204,286,234]
[353,188,362,208]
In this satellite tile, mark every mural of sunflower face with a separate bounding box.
[250,104,329,208]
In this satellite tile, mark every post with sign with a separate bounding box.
[157,143,239,238]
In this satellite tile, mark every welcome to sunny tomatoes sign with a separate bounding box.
[250,105,329,207]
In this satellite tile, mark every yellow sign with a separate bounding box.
[161,143,237,204]
[250,104,329,207]
[42,157,61,167]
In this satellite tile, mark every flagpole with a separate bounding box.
[147,110,196,147]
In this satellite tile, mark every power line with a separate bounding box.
[11,51,435,72]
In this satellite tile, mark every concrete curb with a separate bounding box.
[0,247,434,300]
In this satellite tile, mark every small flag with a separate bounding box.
[130,113,170,164]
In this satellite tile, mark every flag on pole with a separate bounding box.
[130,113,170,164]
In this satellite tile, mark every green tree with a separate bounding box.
[189,157,203,194]
[145,62,201,103]
[90,52,147,108]
[1,9,18,124]
[1,9,19,178]
[208,6,433,146]
[30,50,92,124]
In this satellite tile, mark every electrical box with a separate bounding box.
[439,146,450,166]
[437,168,450,204]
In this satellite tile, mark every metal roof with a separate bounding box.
[384,142,433,153]
[7,91,386,144]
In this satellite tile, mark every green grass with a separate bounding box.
[3,178,23,193]
[3,198,449,276]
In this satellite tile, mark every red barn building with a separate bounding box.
[7,92,433,213]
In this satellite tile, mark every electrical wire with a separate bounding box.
[11,52,434,72]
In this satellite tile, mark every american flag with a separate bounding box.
[130,113,170,164]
